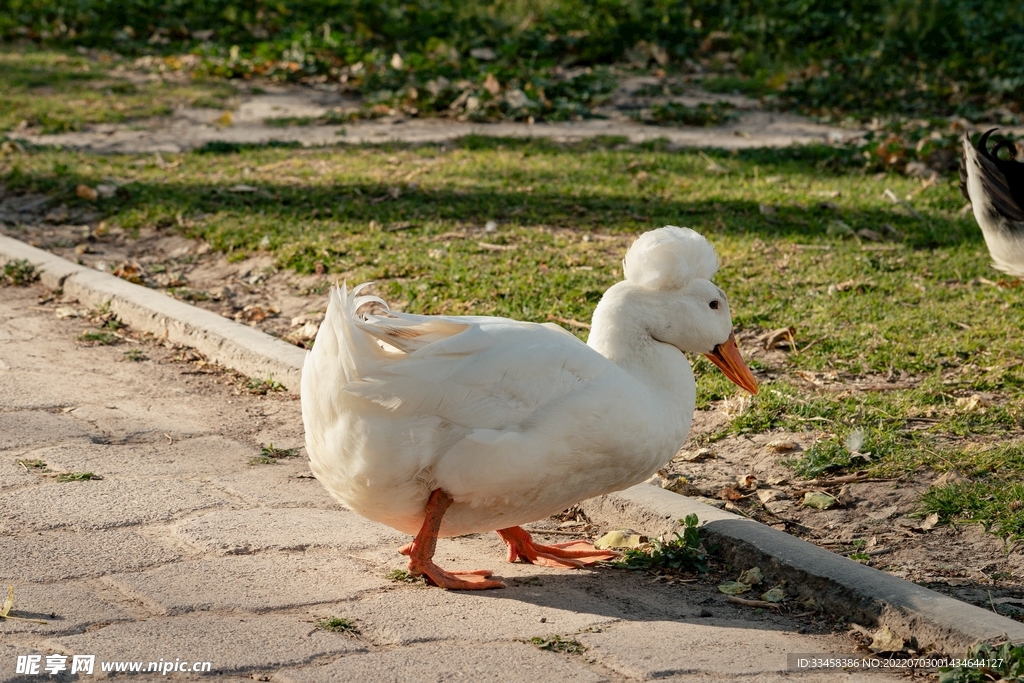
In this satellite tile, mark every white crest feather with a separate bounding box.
[622,226,719,289]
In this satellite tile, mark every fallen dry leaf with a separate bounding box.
[76,184,98,201]
[717,581,751,595]
[765,439,797,453]
[933,470,968,487]
[760,586,786,603]
[112,262,145,284]
[756,489,787,504]
[760,326,796,350]
[736,474,757,490]
[594,529,646,550]
[802,491,837,510]
[919,512,940,531]
[738,567,763,585]
[869,626,904,653]
[720,487,744,502]
[677,447,715,462]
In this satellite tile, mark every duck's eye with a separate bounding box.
[709,300,720,310]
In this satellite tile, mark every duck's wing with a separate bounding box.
[962,130,1024,225]
[961,131,1024,276]
[346,310,612,430]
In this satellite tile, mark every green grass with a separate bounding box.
[15,459,49,470]
[0,49,236,133]
[315,617,359,634]
[2,258,38,285]
[2,0,1021,119]
[620,514,709,573]
[529,635,586,655]
[386,569,425,584]
[78,330,119,345]
[3,132,1024,541]
[56,471,101,482]
[939,642,1024,683]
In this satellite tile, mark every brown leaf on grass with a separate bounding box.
[760,326,796,350]
[933,470,968,487]
[483,72,501,96]
[76,184,98,201]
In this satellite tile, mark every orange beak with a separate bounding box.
[703,333,758,395]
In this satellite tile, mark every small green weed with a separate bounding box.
[2,259,38,286]
[56,471,101,482]
[261,444,299,459]
[939,641,1024,683]
[246,376,284,395]
[123,348,147,361]
[249,443,299,465]
[529,635,585,655]
[620,514,709,573]
[316,617,359,634]
[79,330,118,345]
[386,569,424,584]
[16,459,49,471]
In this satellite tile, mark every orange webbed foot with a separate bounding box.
[408,562,506,590]
[497,527,620,569]
[400,488,506,590]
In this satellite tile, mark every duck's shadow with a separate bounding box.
[463,563,802,632]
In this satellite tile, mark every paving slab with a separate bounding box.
[1,529,182,582]
[0,477,235,533]
[176,508,407,555]
[0,410,94,453]
[47,613,366,677]
[0,581,133,636]
[578,621,846,680]
[101,552,389,615]
[344,586,617,646]
[211,464,341,509]
[273,641,609,683]
[25,436,256,479]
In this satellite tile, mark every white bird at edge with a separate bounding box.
[960,128,1024,277]
[300,226,758,590]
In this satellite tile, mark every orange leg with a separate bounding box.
[496,526,619,569]
[398,488,505,590]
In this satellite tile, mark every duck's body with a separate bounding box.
[960,129,1024,277]
[303,286,696,538]
[302,226,757,589]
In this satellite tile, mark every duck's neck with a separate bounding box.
[587,281,692,392]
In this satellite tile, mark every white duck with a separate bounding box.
[301,226,757,590]
[960,129,1024,277]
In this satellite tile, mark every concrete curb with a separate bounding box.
[582,485,1024,656]
[0,235,305,391]
[4,233,1023,657]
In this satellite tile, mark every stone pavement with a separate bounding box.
[1,282,902,682]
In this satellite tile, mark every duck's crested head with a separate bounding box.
[623,226,719,290]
